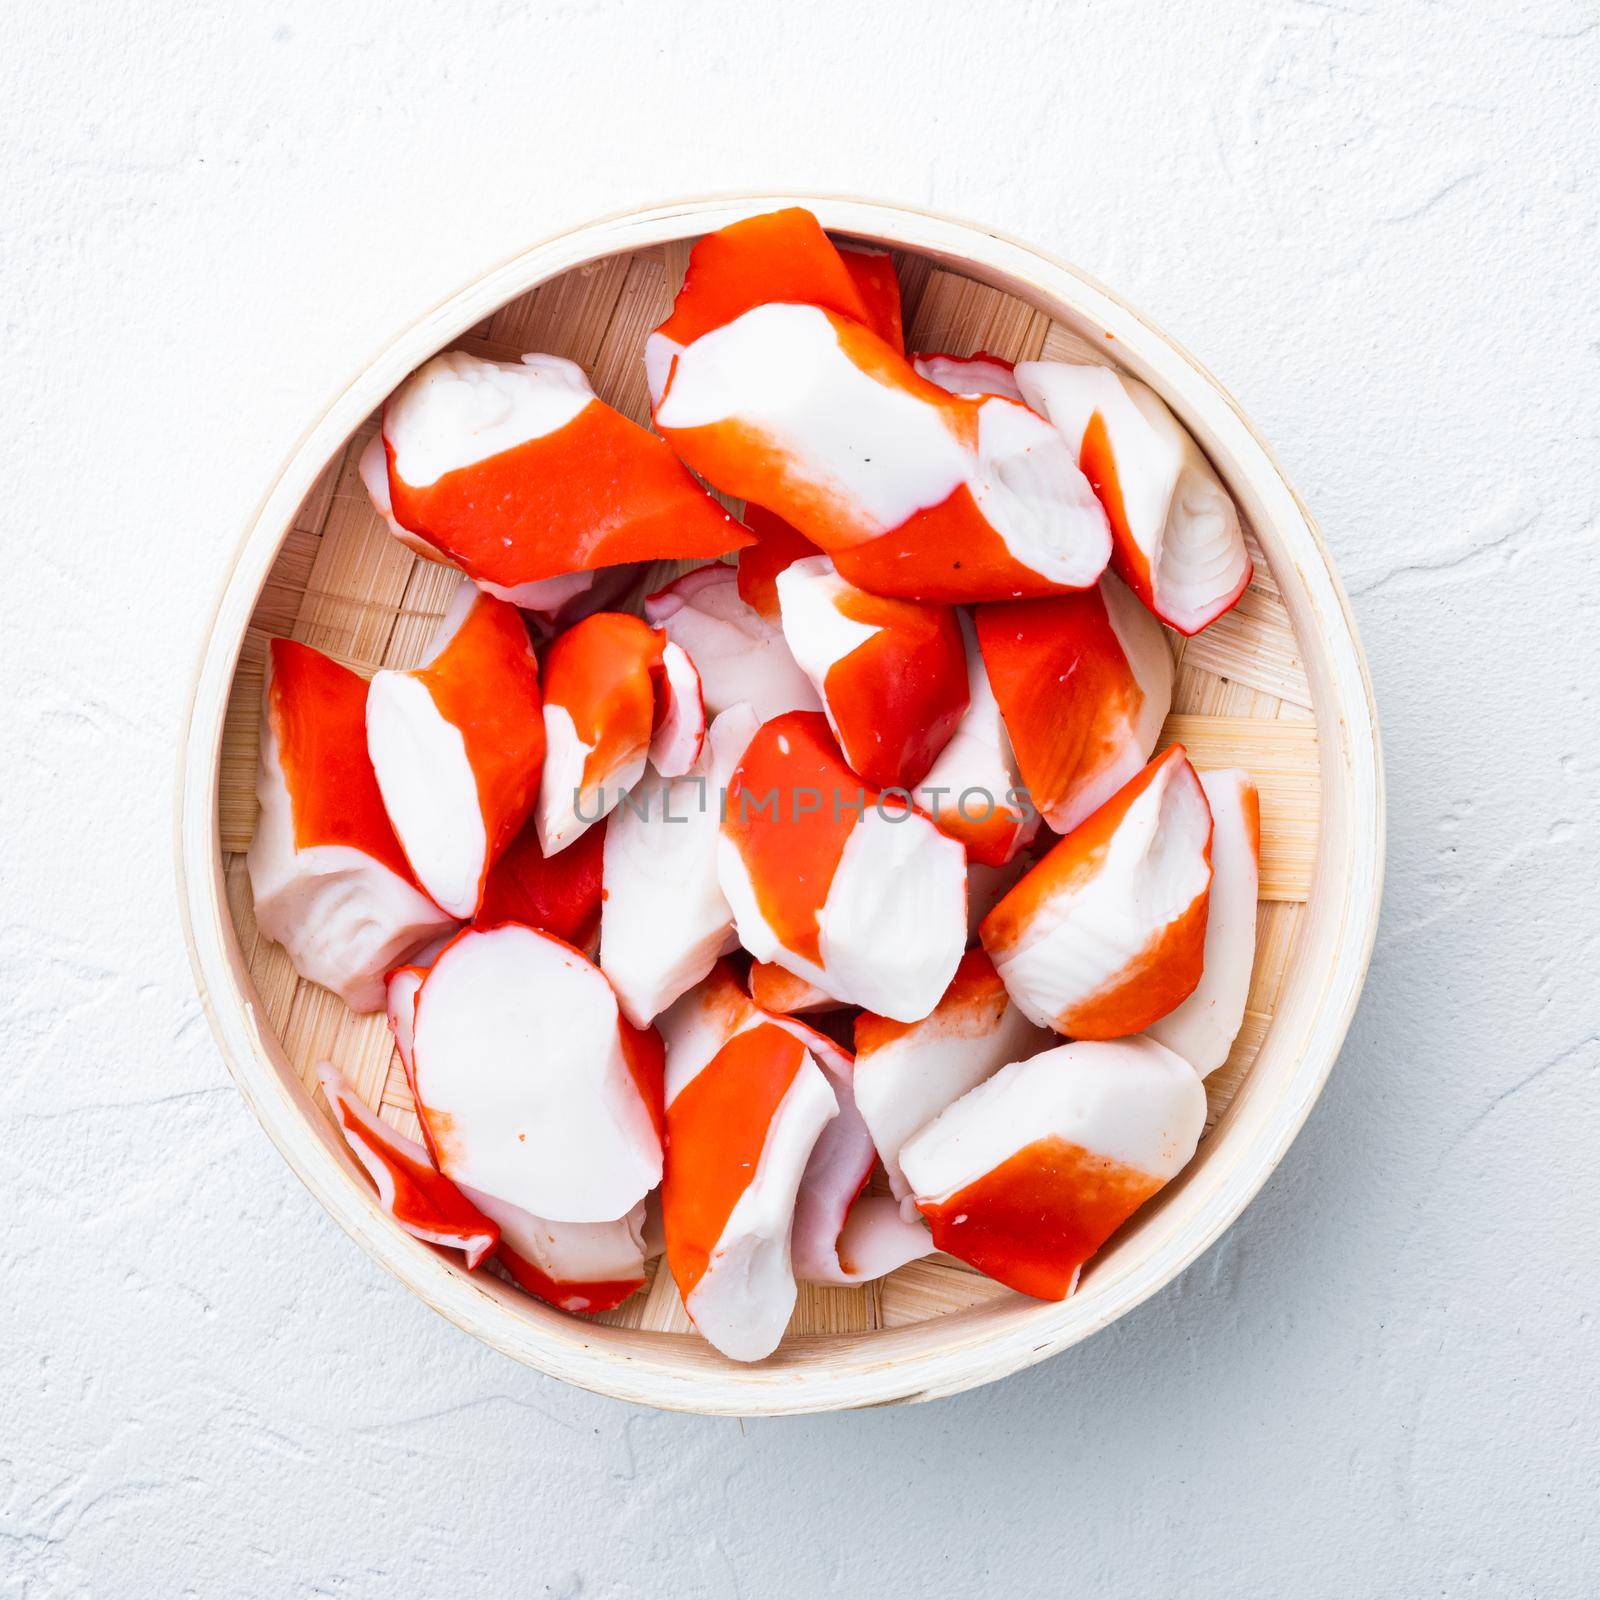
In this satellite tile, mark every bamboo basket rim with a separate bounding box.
[175,193,1385,1415]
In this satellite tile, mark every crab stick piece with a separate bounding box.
[535,612,702,855]
[378,350,748,590]
[974,572,1173,837]
[912,350,1023,402]
[474,814,606,951]
[911,612,1039,868]
[899,1037,1206,1299]
[1015,361,1252,635]
[736,504,822,621]
[366,586,545,920]
[600,705,761,1027]
[748,961,846,1015]
[853,951,1051,1215]
[644,563,821,723]
[981,746,1213,1038]
[654,303,1112,603]
[247,640,456,1012]
[645,207,884,406]
[410,924,663,1223]
[718,712,967,1022]
[776,554,969,790]
[1149,770,1261,1076]
[659,967,840,1360]
[469,1187,648,1316]
[836,243,905,350]
[783,1017,932,1286]
[318,1064,498,1269]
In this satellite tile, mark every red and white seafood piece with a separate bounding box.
[378,350,748,589]
[835,243,905,350]
[366,586,546,919]
[535,612,700,855]
[644,563,821,723]
[736,504,822,622]
[974,572,1173,837]
[911,612,1039,868]
[653,302,1112,603]
[782,1018,931,1287]
[853,951,1051,1215]
[981,745,1213,1038]
[899,1036,1206,1299]
[410,924,664,1222]
[469,1187,648,1316]
[318,1064,498,1269]
[599,705,760,1027]
[776,554,968,789]
[1149,769,1261,1076]
[912,350,1023,403]
[658,967,840,1360]
[1015,360,1252,634]
[474,814,606,952]
[748,961,846,1015]
[247,640,456,1012]
[718,712,967,1022]
[645,206,887,407]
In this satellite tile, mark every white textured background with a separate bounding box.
[3,1,1597,1594]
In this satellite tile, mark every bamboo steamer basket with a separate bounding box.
[176,195,1383,1415]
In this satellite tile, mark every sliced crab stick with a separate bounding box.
[659,968,840,1361]
[836,243,904,349]
[379,349,748,589]
[599,705,760,1027]
[899,1036,1206,1299]
[981,745,1213,1038]
[912,350,1023,402]
[784,1018,933,1286]
[748,960,846,1015]
[654,302,1111,603]
[319,1064,498,1269]
[975,572,1173,837]
[247,640,456,1012]
[644,563,821,723]
[646,206,885,406]
[1149,770,1261,1076]
[736,504,822,621]
[776,554,969,790]
[474,813,606,951]
[911,611,1039,867]
[366,586,545,919]
[718,712,967,1022]
[853,951,1051,1215]
[1015,360,1252,635]
[410,924,664,1223]
[536,612,703,855]
[469,1187,648,1316]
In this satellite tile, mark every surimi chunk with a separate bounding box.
[366,584,546,919]
[410,925,663,1223]
[599,705,760,1027]
[644,563,821,723]
[1148,770,1261,1076]
[981,745,1213,1038]
[379,350,749,587]
[474,814,606,952]
[776,553,968,789]
[718,712,967,1022]
[912,350,1023,403]
[1015,360,1251,634]
[900,1036,1206,1299]
[248,639,456,1012]
[974,572,1173,837]
[654,302,1111,603]
[853,951,1051,1215]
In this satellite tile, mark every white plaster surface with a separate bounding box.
[2,1,1596,1593]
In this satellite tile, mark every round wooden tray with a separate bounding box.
[177,195,1383,1415]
